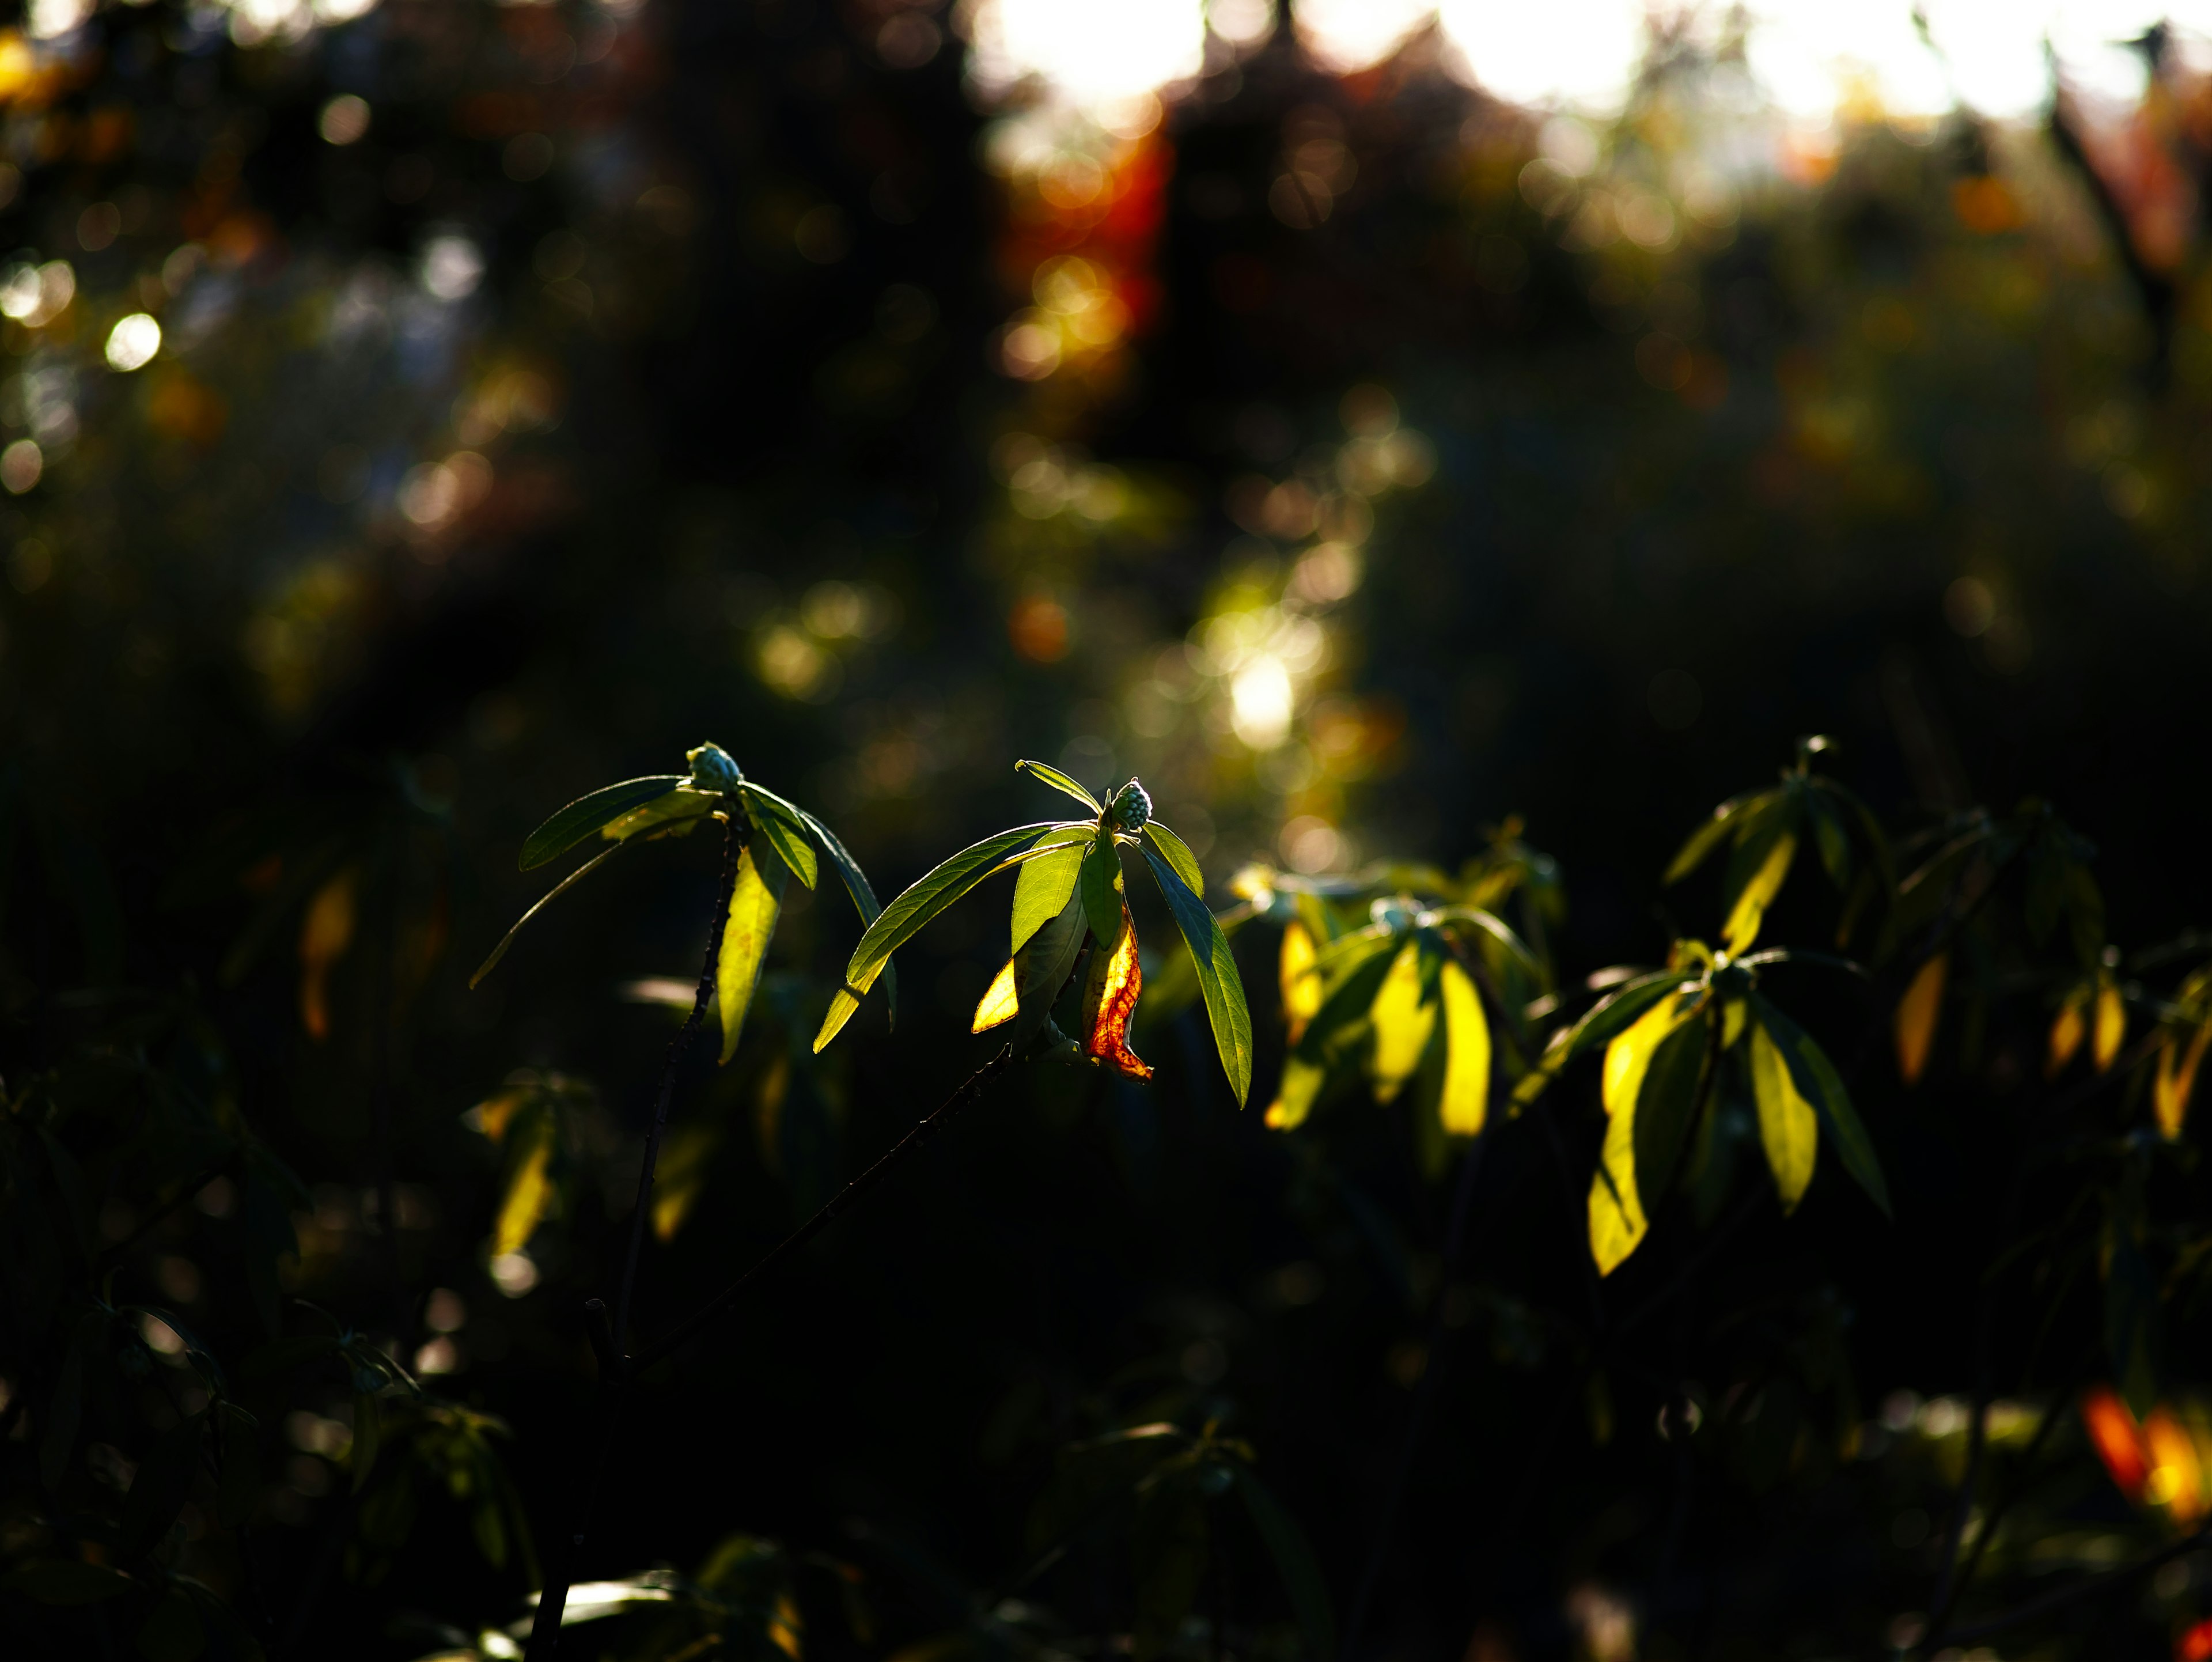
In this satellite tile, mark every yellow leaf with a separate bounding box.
[1266,1057,1324,1130]
[2155,1024,2212,1140]
[1748,1020,1818,1214]
[1437,960,1490,1137]
[2047,985,2089,1078]
[1722,831,1796,956]
[651,1122,720,1243]
[718,841,786,1064]
[1590,990,1700,1275]
[1368,941,1435,1104]
[1895,951,1948,1085]
[298,866,359,1041]
[1280,919,1321,1045]
[2093,976,2126,1073]
[491,1112,555,1258]
[469,1084,531,1144]
[770,1591,805,1661]
[972,958,1019,1033]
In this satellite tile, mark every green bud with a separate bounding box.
[687,743,744,794]
[1109,779,1152,834]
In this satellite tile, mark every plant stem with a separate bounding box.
[1337,1127,1489,1662]
[523,817,741,1662]
[1931,1522,2212,1648]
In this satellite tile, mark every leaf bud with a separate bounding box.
[1108,779,1151,833]
[686,743,744,794]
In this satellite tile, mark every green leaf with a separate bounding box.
[801,808,897,1025]
[1010,829,1090,954]
[735,783,819,889]
[491,1097,559,1258]
[1015,759,1103,813]
[1721,796,1800,955]
[1752,993,1890,1217]
[1805,790,1851,889]
[1748,1021,1817,1214]
[1143,846,1253,1106]
[1078,831,1124,947]
[718,834,788,1063]
[520,776,687,871]
[599,783,718,845]
[1229,1466,1336,1662]
[1144,823,1205,899]
[2,1558,135,1604]
[1663,791,1760,884]
[1562,972,1681,1059]
[816,823,1066,1052]
[471,841,628,989]
[1630,1008,1709,1213]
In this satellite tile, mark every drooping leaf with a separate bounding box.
[800,808,896,1024]
[297,864,358,1042]
[1014,758,1103,813]
[652,1121,721,1242]
[734,783,819,889]
[1143,845,1253,1107]
[1228,1466,1336,1662]
[1368,940,1436,1105]
[1722,828,1797,957]
[2047,983,2089,1077]
[1279,918,1321,1044]
[1565,972,1683,1059]
[1009,830,1088,954]
[1628,1008,1710,1223]
[975,892,1088,1058]
[1754,993,1890,1217]
[816,823,1067,1051]
[972,960,1019,1033]
[717,834,788,1064]
[470,842,627,989]
[1895,951,1948,1084]
[1437,959,1491,1137]
[520,775,687,870]
[2093,975,2126,1072]
[491,1100,558,1258]
[1805,790,1851,889]
[1144,821,1205,899]
[1748,1020,1817,1214]
[1589,991,1701,1275]
[1077,830,1124,947]
[2154,1023,2212,1140]
[1078,902,1153,1080]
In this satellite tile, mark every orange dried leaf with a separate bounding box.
[2156,1024,2212,1141]
[1895,951,1947,1085]
[298,866,359,1041]
[2082,1384,2150,1502]
[1079,903,1153,1081]
[2046,985,2088,1078]
[2093,977,2127,1073]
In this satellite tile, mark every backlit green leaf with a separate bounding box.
[1748,1020,1817,1213]
[1010,829,1090,953]
[1143,846,1253,1106]
[519,775,685,870]
[801,808,896,1026]
[471,842,627,989]
[1145,821,1205,898]
[1664,790,1764,884]
[735,783,819,889]
[1752,993,1889,1217]
[1078,830,1123,947]
[1437,959,1491,1137]
[718,833,788,1064]
[1015,758,1103,813]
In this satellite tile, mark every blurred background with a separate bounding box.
[9,0,2212,1656]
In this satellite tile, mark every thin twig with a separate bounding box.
[1933,1523,2212,1648]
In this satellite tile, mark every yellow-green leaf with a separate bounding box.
[717,836,787,1064]
[1437,959,1490,1137]
[2156,1023,2212,1140]
[2093,975,2126,1072]
[1603,990,1698,1119]
[1280,919,1320,1045]
[734,783,818,889]
[1590,991,1701,1275]
[2047,983,2089,1077]
[1722,830,1797,956]
[652,1122,720,1242]
[1265,1057,1325,1131]
[491,1106,556,1258]
[1748,1020,1817,1214]
[1010,831,1088,954]
[1368,941,1435,1104]
[1895,951,1947,1084]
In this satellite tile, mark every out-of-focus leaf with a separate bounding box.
[1131,1482,1207,1662]
[2048,983,2089,1077]
[1266,1057,1327,1131]
[1078,902,1153,1080]
[1279,919,1321,1044]
[297,864,358,1042]
[1664,791,1758,884]
[1895,952,1948,1084]
[1806,790,1851,889]
[800,809,896,1025]
[652,1121,721,1242]
[718,834,789,1063]
[817,824,1067,1051]
[1009,830,1087,954]
[1078,830,1123,948]
[35,1126,91,1259]
[1228,1466,1336,1662]
[1,1558,134,1604]
[491,1100,557,1258]
[1628,1007,1709,1225]
[736,783,819,890]
[1755,993,1889,1217]
[1143,846,1253,1107]
[2093,974,2126,1072]
[1368,941,1435,1105]
[469,842,626,989]
[1437,959,1490,1137]
[1014,759,1102,813]
[1748,1021,1817,1214]
[1566,972,1682,1060]
[2154,1023,2212,1140]
[122,1411,204,1558]
[519,776,686,870]
[352,1390,381,1493]
[1722,828,1797,957]
[1144,822,1205,898]
[216,1402,260,1528]
[238,1335,343,1381]
[1590,991,1701,1274]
